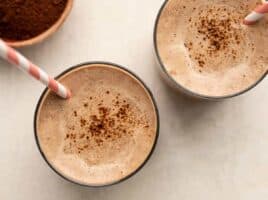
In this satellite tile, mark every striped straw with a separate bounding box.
[244,1,268,25]
[0,39,71,99]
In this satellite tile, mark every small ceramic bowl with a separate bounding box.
[5,0,73,48]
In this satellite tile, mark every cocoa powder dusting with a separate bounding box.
[63,92,150,156]
[0,0,68,41]
[184,6,244,70]
[88,103,133,147]
[197,17,239,55]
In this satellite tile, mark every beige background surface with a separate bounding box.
[0,0,267,199]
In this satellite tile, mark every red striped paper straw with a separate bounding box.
[244,1,268,25]
[0,39,71,99]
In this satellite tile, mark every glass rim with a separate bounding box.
[33,61,160,187]
[153,0,268,100]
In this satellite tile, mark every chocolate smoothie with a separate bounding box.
[155,0,267,97]
[35,63,159,186]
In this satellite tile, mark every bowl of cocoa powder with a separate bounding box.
[0,0,73,47]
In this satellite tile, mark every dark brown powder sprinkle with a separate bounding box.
[185,6,243,70]
[88,104,132,146]
[197,17,238,53]
[0,0,68,41]
[80,118,87,127]
[63,94,149,154]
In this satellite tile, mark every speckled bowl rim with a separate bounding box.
[153,0,268,100]
[33,61,160,187]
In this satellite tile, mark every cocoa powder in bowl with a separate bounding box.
[0,0,68,42]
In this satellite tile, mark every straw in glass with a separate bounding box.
[244,1,268,25]
[0,39,71,99]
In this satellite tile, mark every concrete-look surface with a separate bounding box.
[0,1,267,200]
